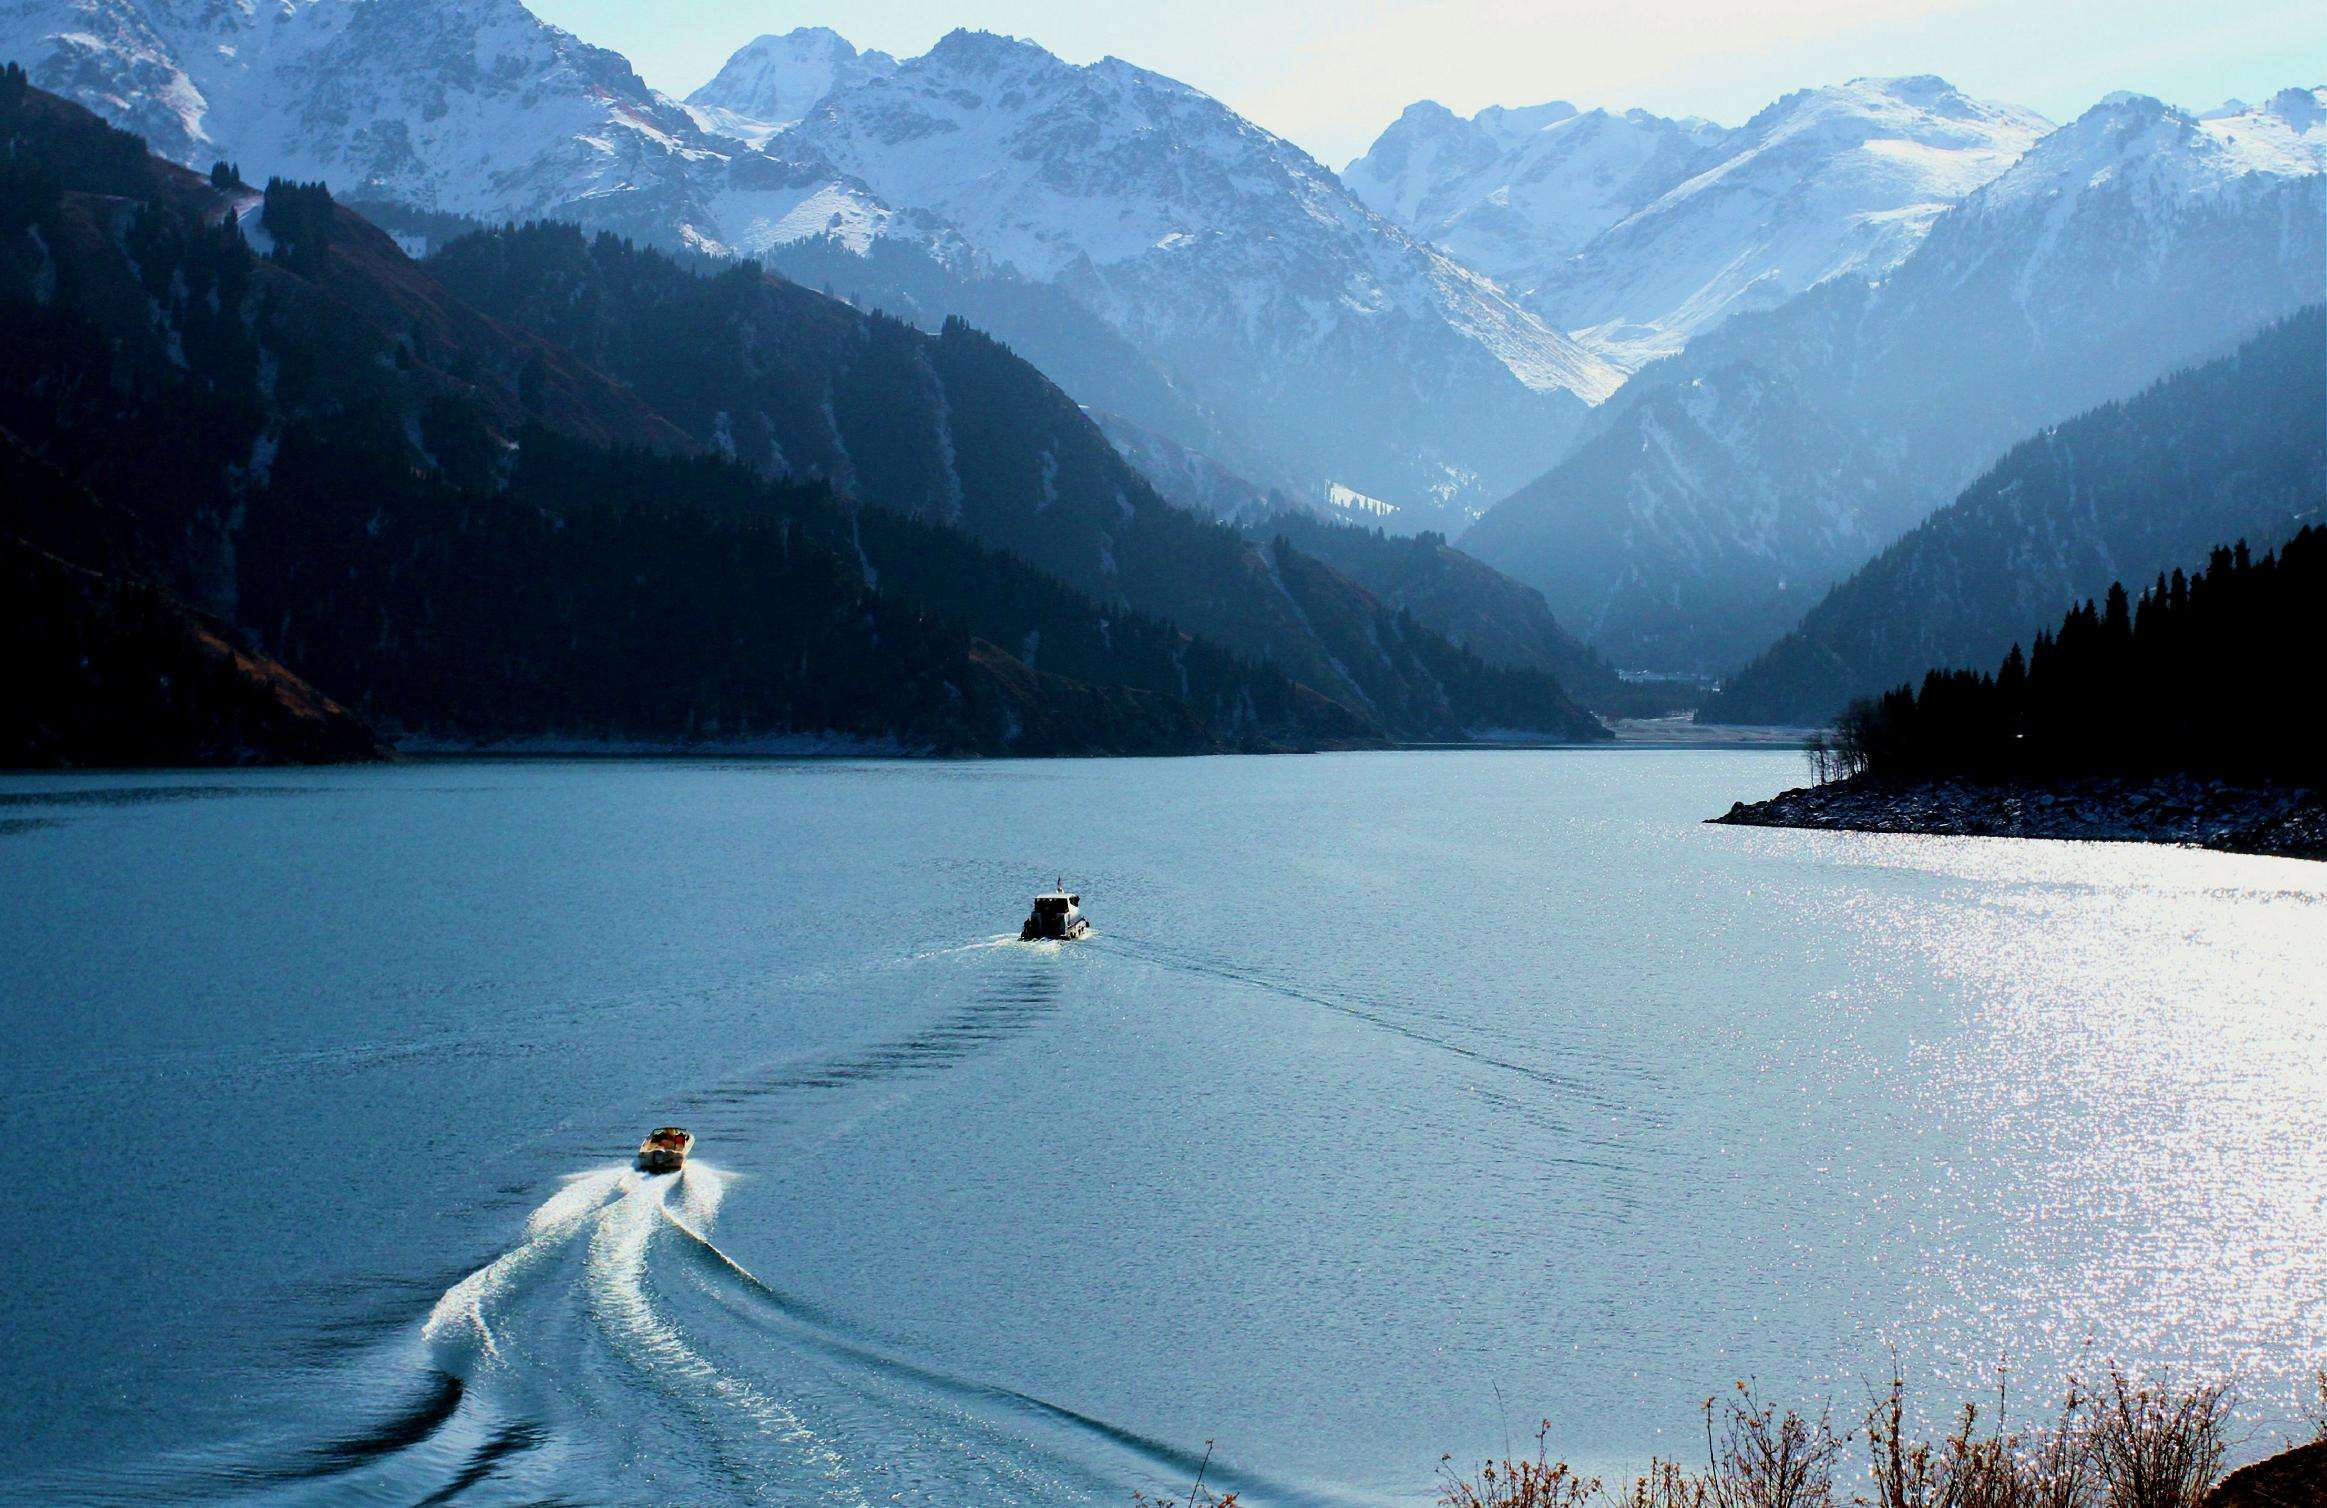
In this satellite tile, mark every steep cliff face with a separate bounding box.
[682,27,896,146]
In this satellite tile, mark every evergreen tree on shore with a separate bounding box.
[1831,526,2324,787]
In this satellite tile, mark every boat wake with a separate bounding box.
[42,940,1371,1505]
[1090,931,1646,1109]
[124,1162,1344,1507]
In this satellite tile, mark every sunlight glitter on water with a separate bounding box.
[3,754,2322,1502]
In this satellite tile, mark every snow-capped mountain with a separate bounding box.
[1348,76,2049,370]
[1344,100,1584,228]
[764,29,1620,528]
[1462,87,2326,675]
[681,27,894,148]
[0,0,923,261]
[0,0,748,246]
[1343,99,1721,303]
[0,4,1620,532]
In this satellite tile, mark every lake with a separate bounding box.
[2,751,2322,1505]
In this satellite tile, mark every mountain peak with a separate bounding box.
[686,25,895,141]
[1848,73,1960,99]
[2266,85,2326,126]
[925,28,1057,70]
[1745,74,2044,139]
[1473,100,1581,137]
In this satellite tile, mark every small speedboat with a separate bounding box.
[636,1126,693,1173]
[1020,881,1090,941]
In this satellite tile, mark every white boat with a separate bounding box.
[1019,882,1090,941]
[636,1126,693,1173]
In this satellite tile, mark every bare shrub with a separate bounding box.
[1864,1368,2096,1508]
[1438,1422,1601,1508]
[1617,1458,1713,1508]
[1183,1359,2249,1508]
[1601,1386,1845,1508]
[2087,1367,2229,1508]
[1705,1383,1847,1508]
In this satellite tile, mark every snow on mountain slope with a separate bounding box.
[2196,86,2327,173]
[782,31,1615,393]
[758,28,1620,530]
[0,0,748,244]
[1351,76,2048,371]
[1463,87,2324,676]
[682,27,895,148]
[1343,100,1720,303]
[1856,88,2326,412]
[1326,482,1398,520]
[1,4,1617,532]
[1552,77,2050,368]
[1343,100,1581,226]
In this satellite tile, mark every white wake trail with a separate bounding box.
[582,1168,863,1506]
[424,1164,632,1364]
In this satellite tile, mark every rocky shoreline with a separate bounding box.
[2210,1440,2327,1508]
[1714,772,2327,862]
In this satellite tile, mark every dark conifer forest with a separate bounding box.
[1830,526,2325,788]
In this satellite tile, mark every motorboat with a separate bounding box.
[636,1126,694,1173]
[1019,882,1090,941]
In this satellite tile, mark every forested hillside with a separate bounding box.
[1258,512,1632,712]
[422,221,1603,742]
[0,74,1357,758]
[1705,308,2326,724]
[2,435,387,766]
[1,73,1600,761]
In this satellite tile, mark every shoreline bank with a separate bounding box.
[1713,772,2327,861]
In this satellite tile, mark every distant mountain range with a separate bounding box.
[0,4,1619,531]
[1702,307,2326,725]
[1345,76,2050,372]
[0,73,1605,762]
[3,0,2322,732]
[1461,88,2327,675]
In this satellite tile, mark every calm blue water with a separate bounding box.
[2,752,2322,1505]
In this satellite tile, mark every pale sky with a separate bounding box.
[528,0,2325,167]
